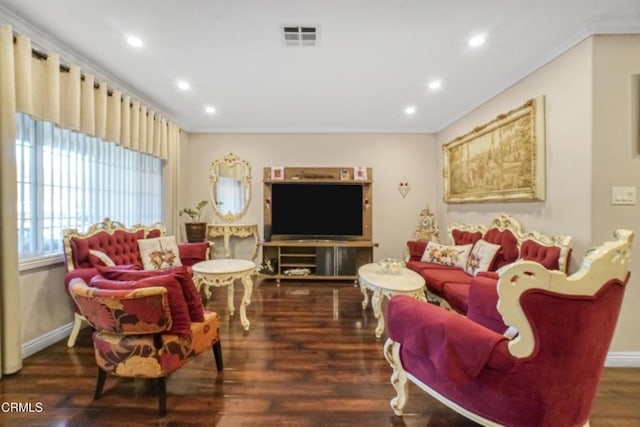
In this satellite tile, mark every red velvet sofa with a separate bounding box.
[406,214,573,333]
[386,229,633,426]
[62,218,209,347]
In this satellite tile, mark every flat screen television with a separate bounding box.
[270,183,363,239]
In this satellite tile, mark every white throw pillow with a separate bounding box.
[137,236,183,270]
[464,239,501,276]
[89,249,115,267]
[421,242,473,269]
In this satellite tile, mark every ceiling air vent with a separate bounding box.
[282,26,318,46]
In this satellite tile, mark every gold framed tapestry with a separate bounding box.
[443,96,545,203]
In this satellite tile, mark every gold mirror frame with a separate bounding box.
[209,153,252,222]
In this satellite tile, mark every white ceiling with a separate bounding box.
[1,0,640,133]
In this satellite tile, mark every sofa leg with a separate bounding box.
[212,340,223,371]
[94,367,107,399]
[67,313,85,347]
[384,338,409,416]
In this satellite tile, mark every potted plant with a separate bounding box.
[179,200,209,242]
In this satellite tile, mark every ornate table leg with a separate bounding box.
[227,282,235,316]
[360,283,370,309]
[239,272,254,331]
[410,289,427,302]
[372,288,385,339]
[223,230,232,258]
[193,275,212,304]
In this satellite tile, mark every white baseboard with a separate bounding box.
[605,352,640,367]
[21,322,75,359]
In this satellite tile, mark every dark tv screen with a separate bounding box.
[271,183,363,238]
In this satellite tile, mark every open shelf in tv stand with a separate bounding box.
[262,166,376,283]
[260,240,378,284]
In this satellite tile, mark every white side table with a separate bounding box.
[358,263,426,338]
[192,259,256,331]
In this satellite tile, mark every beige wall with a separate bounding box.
[592,35,640,351]
[435,38,594,264]
[19,264,71,344]
[436,35,639,352]
[181,133,438,260]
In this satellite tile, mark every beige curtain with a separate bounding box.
[0,24,181,375]
[0,25,22,377]
[11,34,179,159]
[164,124,182,236]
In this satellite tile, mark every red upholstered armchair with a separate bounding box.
[385,230,633,427]
[62,218,210,347]
[69,277,222,415]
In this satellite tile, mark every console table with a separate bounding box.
[207,224,259,260]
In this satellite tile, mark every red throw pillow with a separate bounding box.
[96,265,205,322]
[90,274,191,338]
[170,266,205,322]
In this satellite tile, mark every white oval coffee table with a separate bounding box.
[192,259,256,331]
[358,263,426,338]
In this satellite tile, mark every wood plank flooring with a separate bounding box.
[1,279,639,426]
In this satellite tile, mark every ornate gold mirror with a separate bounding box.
[209,153,252,222]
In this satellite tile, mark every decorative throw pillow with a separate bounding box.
[90,274,192,338]
[95,265,204,322]
[170,266,205,322]
[137,236,183,270]
[465,240,501,276]
[421,242,473,269]
[88,250,116,267]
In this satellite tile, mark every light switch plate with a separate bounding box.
[611,186,636,205]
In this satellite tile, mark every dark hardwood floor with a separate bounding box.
[1,279,639,426]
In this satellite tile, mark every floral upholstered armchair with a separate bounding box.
[69,275,222,416]
[385,230,633,427]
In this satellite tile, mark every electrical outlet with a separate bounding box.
[611,186,636,205]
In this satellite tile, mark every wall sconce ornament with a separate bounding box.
[398,177,411,198]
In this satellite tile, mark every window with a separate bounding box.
[16,113,163,260]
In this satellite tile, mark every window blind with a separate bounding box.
[16,113,163,260]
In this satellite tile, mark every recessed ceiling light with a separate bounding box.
[428,80,442,90]
[469,34,486,47]
[204,106,216,114]
[125,34,143,48]
[405,106,416,116]
[176,80,190,90]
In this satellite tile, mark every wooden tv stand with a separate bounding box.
[260,240,378,283]
[262,166,376,283]
[260,167,378,283]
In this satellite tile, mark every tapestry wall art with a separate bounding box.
[443,96,545,203]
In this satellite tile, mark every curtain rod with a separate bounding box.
[7,26,180,128]
[16,34,110,93]
[11,33,157,111]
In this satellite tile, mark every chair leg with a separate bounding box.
[94,367,107,399]
[157,377,167,416]
[67,313,85,347]
[384,338,409,416]
[212,340,223,371]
